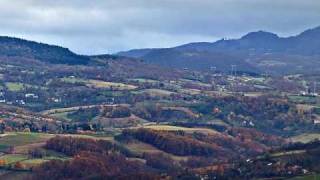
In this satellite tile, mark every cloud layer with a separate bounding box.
[0,0,319,54]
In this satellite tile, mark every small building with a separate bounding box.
[25,93,39,98]
[314,120,320,124]
[51,98,61,103]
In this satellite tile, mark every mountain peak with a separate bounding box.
[241,31,279,41]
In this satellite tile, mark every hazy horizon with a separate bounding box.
[0,0,319,54]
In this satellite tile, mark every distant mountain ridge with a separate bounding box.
[117,26,320,75]
[0,26,319,75]
[0,36,90,65]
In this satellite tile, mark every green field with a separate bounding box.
[21,158,48,165]
[0,132,72,171]
[288,95,318,104]
[0,133,53,147]
[5,82,47,92]
[61,77,87,84]
[5,82,25,91]
[61,77,137,90]
[0,154,28,164]
[20,156,69,167]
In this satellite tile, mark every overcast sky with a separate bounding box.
[0,0,319,54]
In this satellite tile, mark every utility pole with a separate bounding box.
[231,65,236,76]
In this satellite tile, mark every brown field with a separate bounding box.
[124,141,189,161]
[139,89,176,97]
[296,104,315,111]
[13,142,46,154]
[178,88,202,95]
[162,106,200,118]
[41,104,130,115]
[141,125,218,135]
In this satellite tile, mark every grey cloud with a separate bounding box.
[0,0,319,54]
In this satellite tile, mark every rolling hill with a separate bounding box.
[0,36,90,65]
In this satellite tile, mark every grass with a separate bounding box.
[44,149,70,159]
[0,132,52,147]
[50,111,74,121]
[124,141,161,154]
[291,133,320,143]
[61,77,87,84]
[178,88,201,95]
[0,153,68,168]
[13,142,46,154]
[41,104,102,115]
[61,77,137,90]
[60,134,114,141]
[88,80,137,90]
[20,156,69,167]
[162,106,200,118]
[5,82,24,92]
[5,82,47,92]
[124,141,189,161]
[0,154,28,164]
[244,92,264,97]
[21,158,48,165]
[0,132,75,169]
[137,89,175,97]
[179,79,212,88]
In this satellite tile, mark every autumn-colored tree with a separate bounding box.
[119,129,216,156]
[14,162,25,169]
[0,159,7,166]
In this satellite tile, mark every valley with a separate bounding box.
[0,31,319,179]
